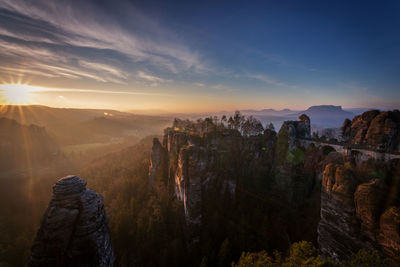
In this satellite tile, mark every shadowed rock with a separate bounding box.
[29,175,114,267]
[148,138,168,185]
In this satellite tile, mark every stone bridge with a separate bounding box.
[298,139,400,162]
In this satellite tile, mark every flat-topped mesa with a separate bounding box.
[29,175,114,267]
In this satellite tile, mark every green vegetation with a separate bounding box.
[234,242,390,267]
[172,111,265,137]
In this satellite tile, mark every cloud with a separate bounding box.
[0,0,204,84]
[247,73,296,88]
[138,72,170,83]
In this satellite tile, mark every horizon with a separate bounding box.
[0,0,399,111]
[1,103,396,116]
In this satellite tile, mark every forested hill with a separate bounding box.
[0,117,58,172]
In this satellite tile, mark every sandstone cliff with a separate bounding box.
[318,161,400,263]
[149,114,400,263]
[148,123,277,227]
[341,109,400,151]
[29,175,114,267]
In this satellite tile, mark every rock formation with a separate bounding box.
[378,206,400,260]
[149,138,168,185]
[29,175,114,267]
[318,163,366,262]
[148,124,277,227]
[280,114,311,149]
[149,114,400,263]
[341,109,400,151]
[318,162,400,263]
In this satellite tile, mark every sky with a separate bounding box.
[0,0,399,112]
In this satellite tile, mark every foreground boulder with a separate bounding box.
[29,175,114,267]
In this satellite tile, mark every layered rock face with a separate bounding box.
[341,109,400,151]
[318,162,400,263]
[149,127,277,226]
[29,175,114,267]
[318,164,369,262]
[149,138,168,185]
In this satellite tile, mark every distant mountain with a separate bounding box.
[300,105,354,127]
[241,108,297,116]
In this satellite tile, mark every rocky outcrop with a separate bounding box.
[149,138,168,185]
[354,179,386,240]
[174,144,210,225]
[29,175,114,267]
[150,129,239,225]
[378,206,400,259]
[318,163,366,262]
[318,162,400,263]
[280,114,311,149]
[148,125,277,227]
[341,110,400,151]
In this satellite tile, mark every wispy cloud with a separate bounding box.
[0,0,204,84]
[138,72,170,83]
[247,73,297,88]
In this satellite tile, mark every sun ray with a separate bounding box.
[16,105,35,202]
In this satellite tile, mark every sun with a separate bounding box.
[0,84,39,105]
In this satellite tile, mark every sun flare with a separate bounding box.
[0,84,40,105]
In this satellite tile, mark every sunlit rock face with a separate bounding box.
[318,162,400,263]
[29,175,114,267]
[318,163,366,262]
[378,206,400,259]
[342,110,400,151]
[174,144,210,225]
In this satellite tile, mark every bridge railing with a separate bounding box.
[299,138,400,155]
